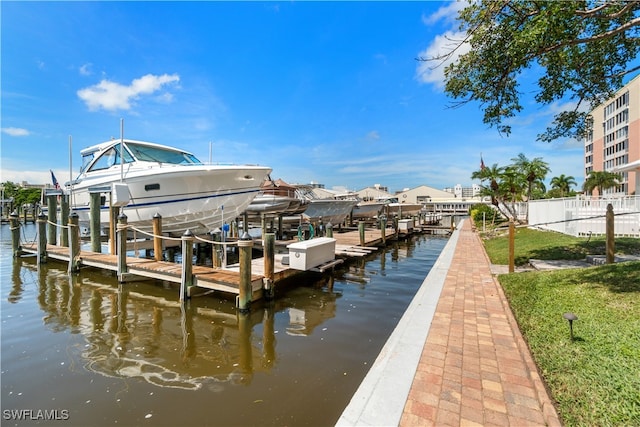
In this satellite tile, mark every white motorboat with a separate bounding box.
[288,185,359,226]
[64,138,271,235]
[244,178,308,216]
[378,197,423,218]
[351,200,386,220]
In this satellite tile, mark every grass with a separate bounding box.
[482,228,640,425]
[481,226,640,266]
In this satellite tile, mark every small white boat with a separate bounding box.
[288,185,359,226]
[351,200,386,220]
[64,138,271,235]
[376,197,423,218]
[244,178,308,216]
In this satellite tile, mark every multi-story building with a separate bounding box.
[585,74,640,196]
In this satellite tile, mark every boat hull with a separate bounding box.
[70,165,271,235]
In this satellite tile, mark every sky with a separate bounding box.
[2,1,589,194]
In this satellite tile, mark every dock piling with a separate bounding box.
[263,233,275,299]
[37,213,47,263]
[68,212,81,273]
[60,195,69,247]
[237,232,253,312]
[153,213,163,261]
[10,211,22,258]
[117,213,128,281]
[90,193,101,252]
[180,229,194,302]
[47,194,57,246]
[358,221,365,246]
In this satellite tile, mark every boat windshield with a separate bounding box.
[126,142,202,165]
[85,144,135,173]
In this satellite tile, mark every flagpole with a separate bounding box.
[69,135,74,206]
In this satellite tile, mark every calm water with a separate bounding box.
[1,223,446,426]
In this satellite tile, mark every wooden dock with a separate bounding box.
[19,225,412,302]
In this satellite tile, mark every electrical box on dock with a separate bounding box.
[111,183,131,207]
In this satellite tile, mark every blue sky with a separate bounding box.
[2,1,587,193]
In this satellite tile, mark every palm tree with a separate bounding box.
[550,174,577,197]
[511,153,551,202]
[583,171,622,196]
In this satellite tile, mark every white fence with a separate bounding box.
[528,196,640,237]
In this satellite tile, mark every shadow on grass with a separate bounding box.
[564,261,640,293]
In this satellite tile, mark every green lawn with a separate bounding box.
[482,228,640,426]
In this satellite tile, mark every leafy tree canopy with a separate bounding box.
[425,0,640,141]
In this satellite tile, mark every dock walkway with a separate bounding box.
[19,226,398,300]
[337,220,561,426]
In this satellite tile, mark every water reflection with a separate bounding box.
[18,259,341,391]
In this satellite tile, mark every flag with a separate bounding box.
[50,170,60,190]
[480,155,486,171]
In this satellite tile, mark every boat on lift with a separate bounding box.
[64,138,271,236]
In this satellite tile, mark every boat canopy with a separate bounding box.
[80,140,202,174]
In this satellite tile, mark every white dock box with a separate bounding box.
[286,237,336,271]
[398,218,414,232]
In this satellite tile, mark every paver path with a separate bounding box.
[400,221,562,426]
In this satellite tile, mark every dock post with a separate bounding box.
[211,230,221,268]
[237,232,253,312]
[277,215,283,240]
[508,218,515,273]
[60,195,69,247]
[393,216,399,239]
[68,212,81,273]
[10,211,22,258]
[358,221,365,246]
[109,206,119,255]
[47,194,57,246]
[326,222,333,238]
[180,229,194,302]
[152,213,163,261]
[117,213,128,281]
[380,215,387,244]
[90,192,102,253]
[606,204,615,264]
[263,233,275,299]
[37,212,47,263]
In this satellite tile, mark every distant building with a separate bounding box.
[442,184,483,199]
[354,184,393,201]
[585,74,640,196]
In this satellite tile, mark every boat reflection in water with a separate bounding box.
[21,259,340,390]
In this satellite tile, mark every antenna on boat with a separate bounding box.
[120,118,124,182]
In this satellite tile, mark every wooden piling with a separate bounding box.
[180,229,194,302]
[152,213,163,262]
[10,211,22,258]
[60,195,69,247]
[109,206,119,255]
[326,222,333,238]
[358,221,365,246]
[237,233,253,312]
[380,216,387,244]
[117,213,128,281]
[263,233,275,299]
[508,218,515,273]
[90,192,102,252]
[47,194,57,246]
[606,203,615,264]
[68,212,81,273]
[37,213,47,264]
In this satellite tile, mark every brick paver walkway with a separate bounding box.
[399,221,562,426]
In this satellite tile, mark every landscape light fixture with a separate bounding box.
[563,312,578,341]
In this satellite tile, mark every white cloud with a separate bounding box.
[1,127,30,136]
[366,130,380,140]
[421,1,466,26]
[77,73,180,111]
[79,63,93,76]
[415,30,470,89]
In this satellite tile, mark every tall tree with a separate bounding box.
[550,174,577,197]
[511,153,550,202]
[425,1,640,141]
[583,170,622,195]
